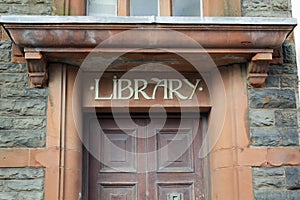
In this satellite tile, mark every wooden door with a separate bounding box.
[87,115,205,200]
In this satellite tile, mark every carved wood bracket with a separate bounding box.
[248,53,273,88]
[25,52,48,88]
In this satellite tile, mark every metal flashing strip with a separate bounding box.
[0,15,297,26]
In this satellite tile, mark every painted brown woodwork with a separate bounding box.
[160,0,172,16]
[117,0,130,16]
[202,0,241,16]
[86,116,205,200]
[52,0,85,15]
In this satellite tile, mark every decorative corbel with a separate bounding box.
[25,52,48,88]
[248,53,273,88]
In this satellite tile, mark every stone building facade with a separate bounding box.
[0,0,299,200]
[0,0,51,199]
[244,0,300,199]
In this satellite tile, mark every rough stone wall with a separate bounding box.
[242,0,292,17]
[0,168,44,200]
[253,167,300,199]
[0,0,52,15]
[0,0,51,199]
[244,0,300,199]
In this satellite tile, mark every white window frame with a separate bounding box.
[87,0,203,17]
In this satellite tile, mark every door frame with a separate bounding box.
[45,63,267,200]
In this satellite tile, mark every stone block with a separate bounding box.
[0,42,11,50]
[272,0,289,11]
[0,100,47,116]
[11,5,52,15]
[282,43,297,64]
[0,51,11,63]
[275,110,298,127]
[13,118,46,130]
[243,10,291,17]
[250,128,299,146]
[249,89,296,109]
[0,63,27,73]
[254,191,288,200]
[242,0,271,11]
[17,192,44,200]
[0,193,17,200]
[0,118,13,130]
[249,110,274,127]
[0,5,10,13]
[0,74,28,88]
[268,65,297,75]
[255,191,300,200]
[0,88,48,99]
[253,167,284,177]
[0,168,44,180]
[285,167,300,190]
[280,75,298,88]
[265,75,279,88]
[0,0,25,3]
[289,191,300,199]
[253,177,285,190]
[4,179,44,192]
[0,131,45,148]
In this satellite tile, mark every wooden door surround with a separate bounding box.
[85,115,205,200]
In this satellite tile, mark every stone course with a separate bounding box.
[250,128,298,146]
[253,167,300,199]
[249,110,274,127]
[0,63,27,73]
[0,131,45,148]
[242,0,291,17]
[0,168,44,200]
[249,89,297,109]
[0,0,52,15]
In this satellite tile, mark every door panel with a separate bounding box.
[87,115,205,200]
[147,118,204,200]
[89,118,145,200]
[157,129,194,172]
[158,183,193,200]
[98,184,137,200]
[100,129,137,172]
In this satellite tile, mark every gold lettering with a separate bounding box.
[94,79,113,100]
[134,79,152,100]
[168,79,188,100]
[118,79,134,100]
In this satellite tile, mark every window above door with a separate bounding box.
[87,0,202,16]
